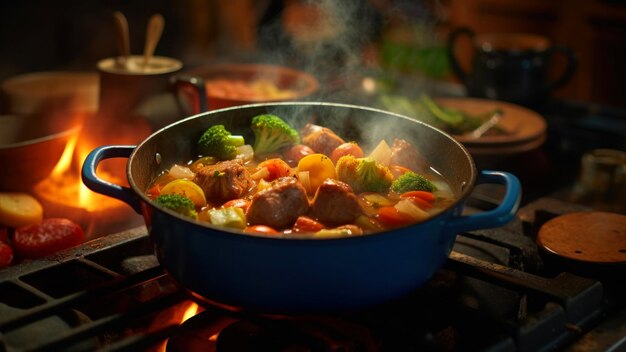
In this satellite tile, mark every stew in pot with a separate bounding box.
[145,114,456,237]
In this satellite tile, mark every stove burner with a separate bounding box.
[0,197,624,352]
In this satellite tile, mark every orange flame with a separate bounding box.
[182,303,200,323]
[152,301,204,352]
[32,109,142,238]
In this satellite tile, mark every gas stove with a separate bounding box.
[1,98,625,351]
[0,192,624,352]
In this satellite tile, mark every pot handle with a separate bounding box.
[81,145,142,214]
[171,75,208,114]
[445,170,521,234]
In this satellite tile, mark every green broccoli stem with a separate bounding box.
[228,135,245,147]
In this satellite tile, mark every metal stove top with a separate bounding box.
[0,193,624,352]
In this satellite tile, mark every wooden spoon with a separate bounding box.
[112,11,130,68]
[143,14,165,69]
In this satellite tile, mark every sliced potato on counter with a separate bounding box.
[0,193,44,228]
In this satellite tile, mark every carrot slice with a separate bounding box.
[400,191,436,203]
[377,206,413,227]
[293,216,325,233]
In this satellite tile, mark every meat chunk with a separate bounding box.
[247,177,309,229]
[193,160,254,202]
[301,123,345,156]
[390,138,428,173]
[309,178,362,224]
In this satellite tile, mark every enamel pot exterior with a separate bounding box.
[83,102,521,314]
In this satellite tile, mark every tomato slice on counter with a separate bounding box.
[0,226,9,243]
[13,218,85,259]
[0,241,13,268]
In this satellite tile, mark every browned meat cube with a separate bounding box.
[247,177,309,229]
[193,160,254,202]
[309,178,362,224]
[390,138,428,173]
[301,123,345,156]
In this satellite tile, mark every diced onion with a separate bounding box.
[236,145,254,163]
[251,167,270,181]
[256,179,272,192]
[431,179,454,200]
[169,164,195,180]
[361,193,394,207]
[297,171,311,194]
[368,140,392,166]
[394,199,429,222]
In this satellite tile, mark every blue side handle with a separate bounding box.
[445,170,521,234]
[81,145,142,214]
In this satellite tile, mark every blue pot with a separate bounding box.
[82,102,521,314]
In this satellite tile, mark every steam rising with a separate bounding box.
[249,0,442,149]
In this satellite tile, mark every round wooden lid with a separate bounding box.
[537,211,626,264]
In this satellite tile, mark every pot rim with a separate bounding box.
[127,101,478,241]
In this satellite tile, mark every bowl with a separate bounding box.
[1,71,98,115]
[187,63,319,110]
[0,114,81,192]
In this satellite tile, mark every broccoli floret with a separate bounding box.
[251,114,300,156]
[335,155,393,193]
[198,125,245,160]
[391,171,437,194]
[154,194,198,219]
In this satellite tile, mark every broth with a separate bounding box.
[145,114,456,238]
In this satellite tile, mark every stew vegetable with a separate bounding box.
[146,114,455,237]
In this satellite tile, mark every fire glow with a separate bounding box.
[35,128,123,212]
[33,109,142,237]
[153,301,204,352]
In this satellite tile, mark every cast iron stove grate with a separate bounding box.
[0,196,622,352]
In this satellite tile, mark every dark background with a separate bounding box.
[1,0,626,108]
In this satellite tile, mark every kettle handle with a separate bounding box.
[545,45,577,93]
[447,27,476,85]
[171,75,208,114]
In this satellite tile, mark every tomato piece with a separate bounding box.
[330,142,364,163]
[13,218,85,259]
[377,206,413,227]
[146,184,162,199]
[244,225,280,235]
[292,216,325,233]
[222,198,251,213]
[283,144,315,166]
[406,196,433,209]
[400,190,436,203]
[0,226,9,243]
[258,159,294,181]
[0,242,13,268]
[389,165,412,179]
